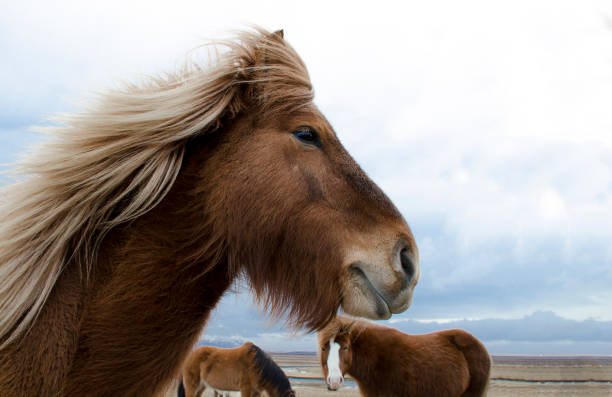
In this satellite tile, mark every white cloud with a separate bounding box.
[2,0,612,340]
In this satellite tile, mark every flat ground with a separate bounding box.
[163,354,612,396]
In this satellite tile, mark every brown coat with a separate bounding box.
[179,343,294,397]
[319,317,491,397]
[0,29,417,397]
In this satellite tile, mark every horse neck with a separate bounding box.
[345,326,383,381]
[87,128,233,300]
[347,325,408,397]
[62,226,232,396]
[249,346,293,397]
[0,256,85,396]
[58,140,236,396]
[0,202,231,397]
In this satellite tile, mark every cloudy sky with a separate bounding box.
[2,0,612,354]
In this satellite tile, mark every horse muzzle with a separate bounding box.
[327,374,344,391]
[342,239,419,319]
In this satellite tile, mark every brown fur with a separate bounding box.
[318,316,491,397]
[179,342,294,397]
[0,29,417,396]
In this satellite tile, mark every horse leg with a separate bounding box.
[191,387,204,397]
[182,383,199,397]
[192,383,206,397]
[181,373,203,397]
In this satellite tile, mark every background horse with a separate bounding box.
[318,316,490,397]
[178,342,294,397]
[0,29,419,397]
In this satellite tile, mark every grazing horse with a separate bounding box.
[0,29,419,397]
[178,342,294,397]
[318,316,490,397]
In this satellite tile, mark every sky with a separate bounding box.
[2,0,612,354]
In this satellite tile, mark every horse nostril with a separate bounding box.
[400,248,415,281]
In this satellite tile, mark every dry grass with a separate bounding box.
[487,382,612,397]
[161,354,612,397]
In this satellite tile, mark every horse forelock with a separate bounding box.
[0,27,313,349]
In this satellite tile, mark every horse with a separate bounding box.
[177,342,294,397]
[0,29,419,397]
[318,316,490,397]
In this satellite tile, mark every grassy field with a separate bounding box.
[163,354,612,396]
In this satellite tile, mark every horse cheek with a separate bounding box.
[342,351,352,375]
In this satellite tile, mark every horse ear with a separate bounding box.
[345,320,357,335]
[338,319,357,337]
[253,29,285,67]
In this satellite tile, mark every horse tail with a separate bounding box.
[177,379,186,397]
[449,330,491,397]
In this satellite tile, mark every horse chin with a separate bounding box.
[388,288,415,314]
[341,267,392,320]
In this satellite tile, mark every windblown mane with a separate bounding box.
[249,344,294,396]
[0,28,313,349]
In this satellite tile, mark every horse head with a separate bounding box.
[176,30,420,330]
[318,322,355,391]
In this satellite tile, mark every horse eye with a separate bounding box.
[293,127,321,148]
[342,346,348,351]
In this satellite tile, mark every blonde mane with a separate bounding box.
[0,29,313,349]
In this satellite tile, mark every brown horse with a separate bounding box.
[0,29,419,397]
[318,316,490,397]
[178,342,294,397]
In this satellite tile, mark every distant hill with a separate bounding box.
[197,338,244,348]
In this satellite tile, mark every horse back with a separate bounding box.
[188,344,251,391]
[352,327,484,397]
